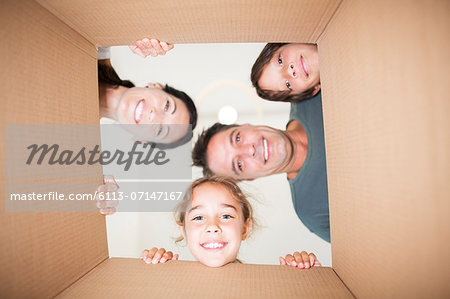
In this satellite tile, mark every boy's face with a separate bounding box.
[182,183,251,267]
[259,43,321,96]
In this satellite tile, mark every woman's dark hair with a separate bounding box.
[250,43,318,103]
[98,61,135,88]
[98,62,198,149]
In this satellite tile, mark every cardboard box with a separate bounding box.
[1,0,449,297]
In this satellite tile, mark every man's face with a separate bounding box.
[206,125,294,179]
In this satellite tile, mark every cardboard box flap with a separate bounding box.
[0,0,106,297]
[318,0,450,297]
[58,258,354,298]
[36,0,342,45]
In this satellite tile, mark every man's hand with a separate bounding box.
[129,38,174,58]
[140,247,179,264]
[96,175,119,215]
[279,251,321,269]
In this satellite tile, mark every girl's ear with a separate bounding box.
[179,225,186,240]
[242,219,253,240]
[312,83,321,96]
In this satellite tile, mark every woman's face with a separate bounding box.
[182,183,251,268]
[116,87,190,144]
[259,43,321,96]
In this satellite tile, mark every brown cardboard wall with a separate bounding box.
[58,258,353,298]
[36,0,342,45]
[318,0,450,297]
[2,0,449,297]
[0,0,107,297]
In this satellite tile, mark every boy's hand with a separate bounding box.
[129,38,174,58]
[95,175,119,215]
[141,247,179,264]
[279,251,321,269]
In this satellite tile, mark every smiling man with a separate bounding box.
[192,92,329,242]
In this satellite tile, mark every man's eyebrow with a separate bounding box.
[231,161,238,176]
[229,129,236,146]
[229,129,239,176]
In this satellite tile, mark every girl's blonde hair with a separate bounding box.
[174,176,254,243]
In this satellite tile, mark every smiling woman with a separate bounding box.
[97,46,197,148]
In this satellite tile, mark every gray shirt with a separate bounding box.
[288,92,330,242]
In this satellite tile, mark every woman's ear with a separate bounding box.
[312,83,321,96]
[146,82,164,89]
[242,219,253,240]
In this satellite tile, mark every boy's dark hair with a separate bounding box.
[192,123,238,176]
[98,62,198,149]
[250,43,318,103]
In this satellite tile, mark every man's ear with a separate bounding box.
[242,123,251,127]
[242,219,253,240]
[312,83,321,96]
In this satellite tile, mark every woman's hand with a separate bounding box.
[95,175,119,215]
[129,38,174,58]
[141,247,179,264]
[279,251,321,269]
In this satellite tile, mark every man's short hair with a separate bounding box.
[192,123,238,176]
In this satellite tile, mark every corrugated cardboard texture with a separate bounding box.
[36,0,341,45]
[58,258,353,298]
[0,0,107,297]
[318,0,450,297]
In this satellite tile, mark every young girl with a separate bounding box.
[141,176,321,268]
[251,43,321,103]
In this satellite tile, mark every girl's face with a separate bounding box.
[116,87,190,144]
[182,183,251,267]
[259,43,320,96]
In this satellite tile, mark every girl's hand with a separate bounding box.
[129,38,174,58]
[140,247,179,264]
[279,251,321,269]
[96,175,119,215]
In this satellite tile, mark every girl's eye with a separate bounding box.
[278,55,283,65]
[164,100,170,112]
[285,80,292,90]
[237,161,243,171]
[221,214,233,220]
[192,216,204,221]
